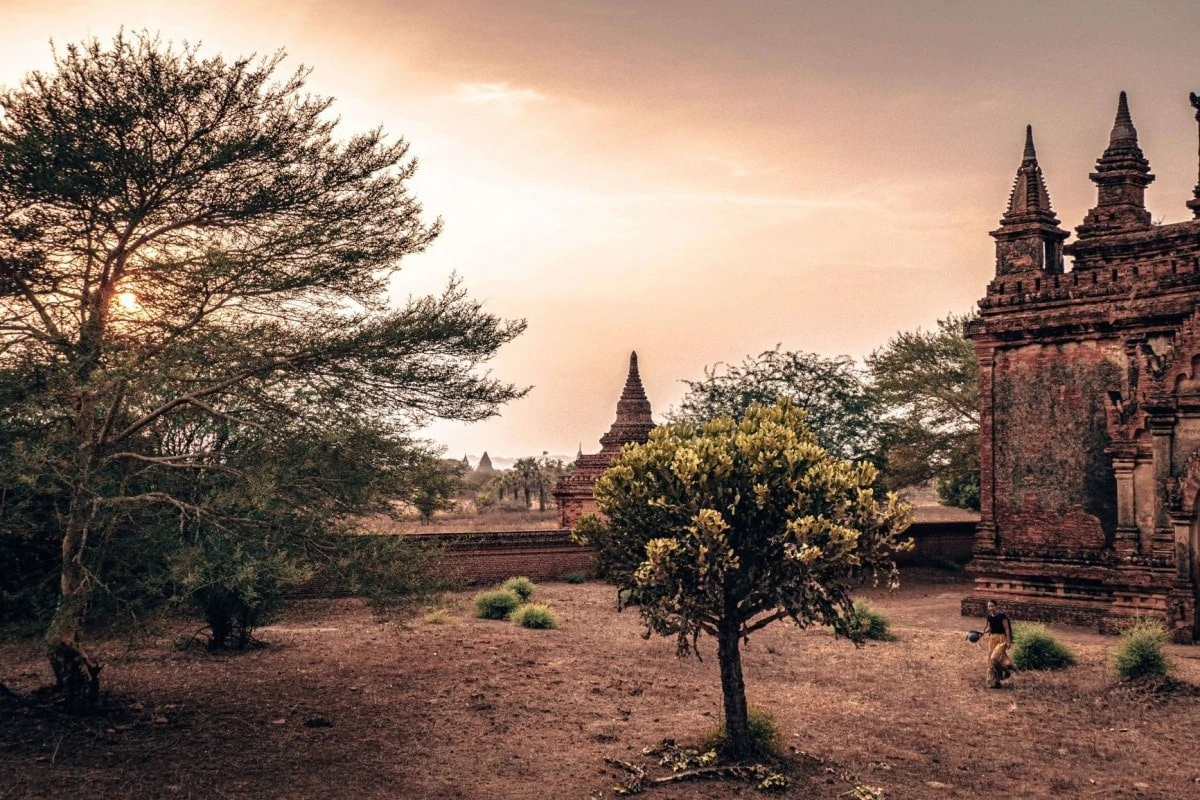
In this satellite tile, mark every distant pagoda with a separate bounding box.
[553,352,655,528]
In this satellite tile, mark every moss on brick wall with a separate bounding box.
[993,343,1122,544]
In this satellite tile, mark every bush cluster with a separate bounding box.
[1112,619,1172,682]
[1011,624,1075,670]
[473,577,559,629]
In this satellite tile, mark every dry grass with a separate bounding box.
[3,571,1200,799]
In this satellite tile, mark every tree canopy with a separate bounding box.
[0,32,525,702]
[867,313,979,509]
[574,402,911,760]
[669,347,880,464]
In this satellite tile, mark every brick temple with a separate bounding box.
[963,92,1200,640]
[553,352,655,528]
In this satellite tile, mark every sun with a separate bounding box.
[115,291,141,312]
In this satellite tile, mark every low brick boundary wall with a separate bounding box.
[405,529,596,585]
[294,520,971,597]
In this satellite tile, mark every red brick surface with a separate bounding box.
[966,97,1200,640]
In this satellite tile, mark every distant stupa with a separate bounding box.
[552,351,655,528]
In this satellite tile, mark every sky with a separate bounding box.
[3,0,1200,462]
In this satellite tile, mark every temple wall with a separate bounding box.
[992,341,1123,549]
[1134,459,1156,535]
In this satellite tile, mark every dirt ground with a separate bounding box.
[4,569,1200,799]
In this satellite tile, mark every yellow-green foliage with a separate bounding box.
[473,588,521,620]
[500,576,535,601]
[508,602,558,629]
[1112,619,1171,682]
[572,401,911,760]
[573,401,913,656]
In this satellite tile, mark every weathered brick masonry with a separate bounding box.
[964,94,1200,640]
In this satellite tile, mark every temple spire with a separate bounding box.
[1188,91,1200,219]
[599,351,655,454]
[990,125,1068,277]
[1110,90,1137,145]
[1003,125,1055,219]
[1076,91,1154,238]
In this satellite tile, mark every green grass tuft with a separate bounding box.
[849,599,895,641]
[1011,623,1075,670]
[508,602,559,629]
[473,589,521,620]
[1112,619,1172,682]
[562,571,588,584]
[701,706,782,758]
[500,576,535,601]
[423,608,451,625]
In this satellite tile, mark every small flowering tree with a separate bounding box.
[574,401,911,760]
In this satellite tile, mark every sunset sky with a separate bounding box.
[4,1,1200,461]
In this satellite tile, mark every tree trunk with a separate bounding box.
[538,484,546,511]
[47,484,102,708]
[717,614,751,760]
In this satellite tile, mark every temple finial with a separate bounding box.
[1003,126,1054,218]
[1076,91,1154,237]
[1023,124,1037,162]
[990,125,1068,277]
[1110,90,1137,145]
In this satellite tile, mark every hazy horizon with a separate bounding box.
[4,0,1200,459]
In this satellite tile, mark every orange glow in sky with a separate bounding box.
[4,1,1200,460]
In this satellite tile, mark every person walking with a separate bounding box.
[984,600,1014,688]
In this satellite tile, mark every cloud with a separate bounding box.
[449,82,547,107]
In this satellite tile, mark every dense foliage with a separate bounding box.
[574,401,911,759]
[672,314,981,511]
[0,32,524,701]
[669,348,881,464]
[867,313,980,509]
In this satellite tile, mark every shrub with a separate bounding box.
[1112,619,1172,682]
[509,603,559,629]
[473,588,521,620]
[848,599,895,641]
[423,608,451,625]
[1011,624,1075,670]
[500,576,535,601]
[173,532,311,651]
[563,571,588,585]
[701,706,782,758]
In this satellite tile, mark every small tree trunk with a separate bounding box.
[523,487,531,508]
[717,615,751,760]
[538,484,546,512]
[47,492,102,708]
